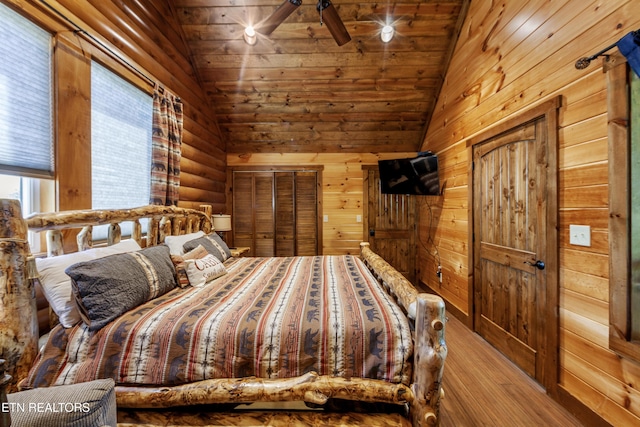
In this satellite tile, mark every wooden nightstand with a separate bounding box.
[229,247,250,257]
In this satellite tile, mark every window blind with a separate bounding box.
[91,61,152,211]
[91,61,152,238]
[0,3,53,177]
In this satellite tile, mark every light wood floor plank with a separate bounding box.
[440,312,583,427]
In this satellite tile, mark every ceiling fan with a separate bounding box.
[256,0,351,46]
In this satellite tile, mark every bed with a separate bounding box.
[0,198,447,427]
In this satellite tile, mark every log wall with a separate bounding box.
[419,0,640,425]
[2,0,225,213]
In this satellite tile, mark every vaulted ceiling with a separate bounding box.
[171,0,467,154]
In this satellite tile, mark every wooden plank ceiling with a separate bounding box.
[171,0,466,153]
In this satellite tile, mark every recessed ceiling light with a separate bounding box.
[381,25,394,43]
[244,26,257,45]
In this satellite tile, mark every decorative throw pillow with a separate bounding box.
[183,233,232,262]
[164,230,205,255]
[35,240,142,328]
[7,378,117,427]
[65,245,177,331]
[170,244,209,287]
[184,253,227,287]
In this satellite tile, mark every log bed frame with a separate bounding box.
[0,198,447,427]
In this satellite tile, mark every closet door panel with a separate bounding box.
[254,172,275,256]
[296,172,318,256]
[275,172,295,256]
[232,172,254,251]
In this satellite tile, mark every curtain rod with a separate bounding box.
[575,29,639,70]
[38,0,156,87]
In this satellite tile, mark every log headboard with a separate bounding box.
[0,199,214,390]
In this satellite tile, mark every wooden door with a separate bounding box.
[232,171,275,256]
[364,167,417,284]
[295,172,319,255]
[472,118,549,383]
[232,170,320,257]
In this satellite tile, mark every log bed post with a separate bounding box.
[360,242,447,426]
[411,294,447,426]
[0,199,38,393]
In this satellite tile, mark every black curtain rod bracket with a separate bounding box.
[576,29,640,70]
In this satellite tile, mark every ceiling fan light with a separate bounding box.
[244,26,257,45]
[381,25,394,43]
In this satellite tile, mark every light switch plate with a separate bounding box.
[569,224,591,247]
[323,215,329,223]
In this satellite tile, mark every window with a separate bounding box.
[0,174,54,252]
[0,3,54,251]
[91,61,152,238]
[0,2,53,178]
[608,52,640,361]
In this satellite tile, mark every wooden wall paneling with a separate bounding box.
[54,35,91,212]
[54,35,91,252]
[560,267,609,303]
[420,0,640,424]
[426,1,634,153]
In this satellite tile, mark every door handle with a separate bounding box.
[369,228,375,237]
[524,260,545,270]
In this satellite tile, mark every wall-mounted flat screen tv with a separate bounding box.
[378,153,440,195]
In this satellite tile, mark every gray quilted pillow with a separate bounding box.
[7,379,116,427]
[66,245,177,331]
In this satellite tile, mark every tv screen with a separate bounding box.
[378,154,440,195]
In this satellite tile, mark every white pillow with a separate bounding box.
[184,254,227,287]
[164,231,205,255]
[36,240,142,328]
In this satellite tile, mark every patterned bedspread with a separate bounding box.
[22,255,413,388]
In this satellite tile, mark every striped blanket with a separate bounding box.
[22,255,413,388]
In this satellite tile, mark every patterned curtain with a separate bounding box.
[150,85,183,206]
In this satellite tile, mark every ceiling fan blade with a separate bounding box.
[317,0,351,46]
[256,0,302,36]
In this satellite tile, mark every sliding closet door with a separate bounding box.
[232,169,319,257]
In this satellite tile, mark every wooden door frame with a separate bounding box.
[466,96,560,396]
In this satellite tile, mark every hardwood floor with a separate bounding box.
[440,312,583,427]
